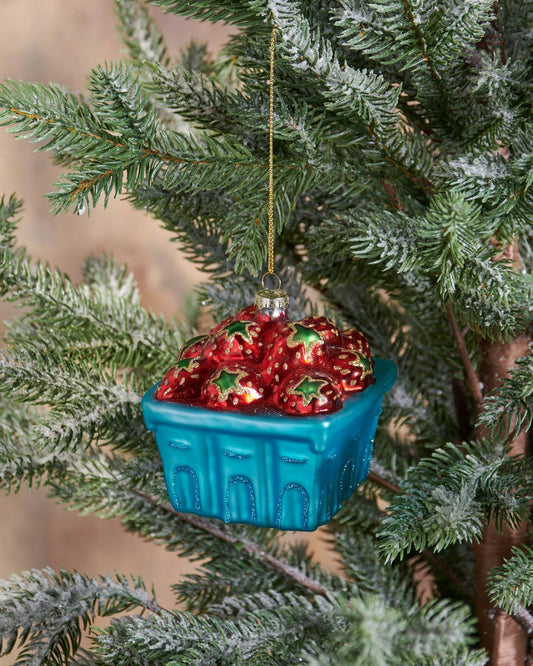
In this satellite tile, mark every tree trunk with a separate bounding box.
[474,332,531,664]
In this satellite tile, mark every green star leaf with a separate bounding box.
[349,352,373,380]
[291,375,328,406]
[222,320,254,343]
[286,323,323,354]
[176,357,197,370]
[209,368,246,400]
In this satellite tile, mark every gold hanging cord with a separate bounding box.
[266,24,277,282]
[257,23,286,307]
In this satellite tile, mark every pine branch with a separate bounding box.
[114,0,185,133]
[175,536,337,615]
[153,62,323,164]
[0,212,185,376]
[114,0,170,68]
[0,193,23,245]
[88,62,159,142]
[306,594,486,666]
[436,150,533,238]
[0,77,306,217]
[49,130,283,216]
[0,399,52,492]
[0,349,139,409]
[152,64,250,135]
[150,0,264,27]
[92,591,336,665]
[327,192,531,338]
[268,0,433,181]
[362,474,477,601]
[488,545,533,614]
[129,153,317,276]
[333,0,480,125]
[377,441,532,562]
[476,350,533,440]
[0,82,121,157]
[333,0,518,158]
[174,563,291,613]
[0,569,165,665]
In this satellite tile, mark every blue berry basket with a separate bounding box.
[142,357,396,531]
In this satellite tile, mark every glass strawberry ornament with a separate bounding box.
[142,285,396,530]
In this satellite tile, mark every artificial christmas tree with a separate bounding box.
[0,0,531,664]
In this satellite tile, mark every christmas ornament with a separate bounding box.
[141,26,397,530]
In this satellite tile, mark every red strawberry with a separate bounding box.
[273,370,342,415]
[203,319,264,364]
[328,348,375,393]
[262,320,328,382]
[155,356,204,402]
[203,362,265,411]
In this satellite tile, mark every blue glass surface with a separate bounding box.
[142,357,397,531]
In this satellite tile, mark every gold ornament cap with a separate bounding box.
[255,288,289,312]
[255,273,288,318]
